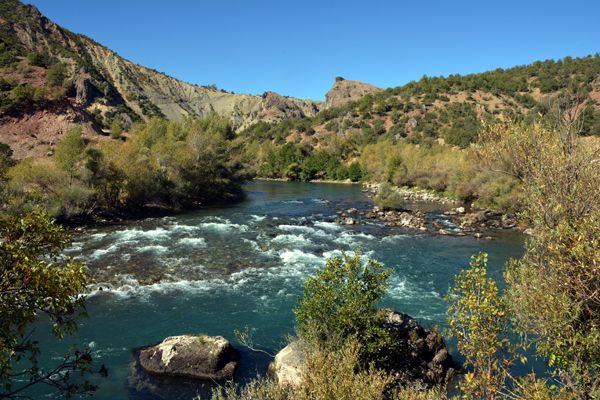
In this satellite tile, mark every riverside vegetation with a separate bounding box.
[0,1,599,397]
[0,115,248,222]
[0,108,600,400]
[1,118,597,399]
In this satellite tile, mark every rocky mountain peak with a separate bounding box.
[324,77,382,109]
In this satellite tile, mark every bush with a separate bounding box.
[295,252,392,366]
[210,340,393,400]
[0,209,96,397]
[110,119,123,139]
[46,62,67,87]
[347,161,364,182]
[0,84,47,115]
[446,253,511,399]
[27,51,52,67]
[374,182,404,211]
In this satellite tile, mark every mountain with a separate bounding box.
[0,0,321,158]
[246,55,600,151]
[1,0,600,161]
[324,77,382,108]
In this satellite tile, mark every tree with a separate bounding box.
[45,62,67,87]
[27,51,51,67]
[347,161,363,182]
[0,209,102,398]
[374,182,404,211]
[295,252,392,366]
[446,253,513,399]
[475,119,600,399]
[110,118,123,139]
[54,126,85,183]
[284,162,301,181]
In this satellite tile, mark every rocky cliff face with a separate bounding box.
[0,0,323,157]
[324,76,382,108]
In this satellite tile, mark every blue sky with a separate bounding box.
[26,0,600,100]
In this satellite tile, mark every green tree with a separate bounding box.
[110,118,123,139]
[295,252,392,366]
[446,253,513,399]
[374,182,404,211]
[476,120,600,399]
[284,162,301,181]
[27,51,51,67]
[347,161,363,182]
[54,126,85,182]
[45,62,67,87]
[0,209,101,398]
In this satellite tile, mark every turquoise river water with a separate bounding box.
[29,181,526,399]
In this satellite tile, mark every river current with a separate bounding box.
[31,181,524,399]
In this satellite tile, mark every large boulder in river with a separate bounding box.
[270,310,456,387]
[138,335,239,381]
[269,340,306,387]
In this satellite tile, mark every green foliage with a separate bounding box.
[54,126,85,177]
[476,120,600,398]
[295,252,392,366]
[7,158,94,218]
[284,162,301,181]
[0,82,47,115]
[374,182,404,211]
[5,116,249,219]
[0,209,98,398]
[210,340,393,400]
[299,150,342,181]
[446,253,512,399]
[579,104,600,136]
[45,62,67,87]
[27,51,52,67]
[441,103,480,148]
[0,43,18,66]
[110,118,123,139]
[347,161,364,182]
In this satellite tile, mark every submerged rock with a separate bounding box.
[138,335,239,381]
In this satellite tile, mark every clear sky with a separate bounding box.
[25,0,600,100]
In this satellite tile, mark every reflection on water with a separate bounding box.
[32,181,524,399]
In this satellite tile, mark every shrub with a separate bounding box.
[374,182,404,211]
[110,118,123,139]
[295,252,392,366]
[210,340,393,400]
[1,84,47,115]
[446,253,512,399]
[347,161,364,182]
[0,209,97,397]
[27,51,52,67]
[46,62,67,87]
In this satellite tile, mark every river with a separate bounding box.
[30,181,524,399]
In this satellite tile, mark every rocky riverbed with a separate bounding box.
[334,183,523,239]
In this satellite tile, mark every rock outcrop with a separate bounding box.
[382,310,455,384]
[138,335,239,381]
[269,340,306,387]
[324,77,382,109]
[270,310,456,387]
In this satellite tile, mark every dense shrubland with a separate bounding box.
[1,115,248,220]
